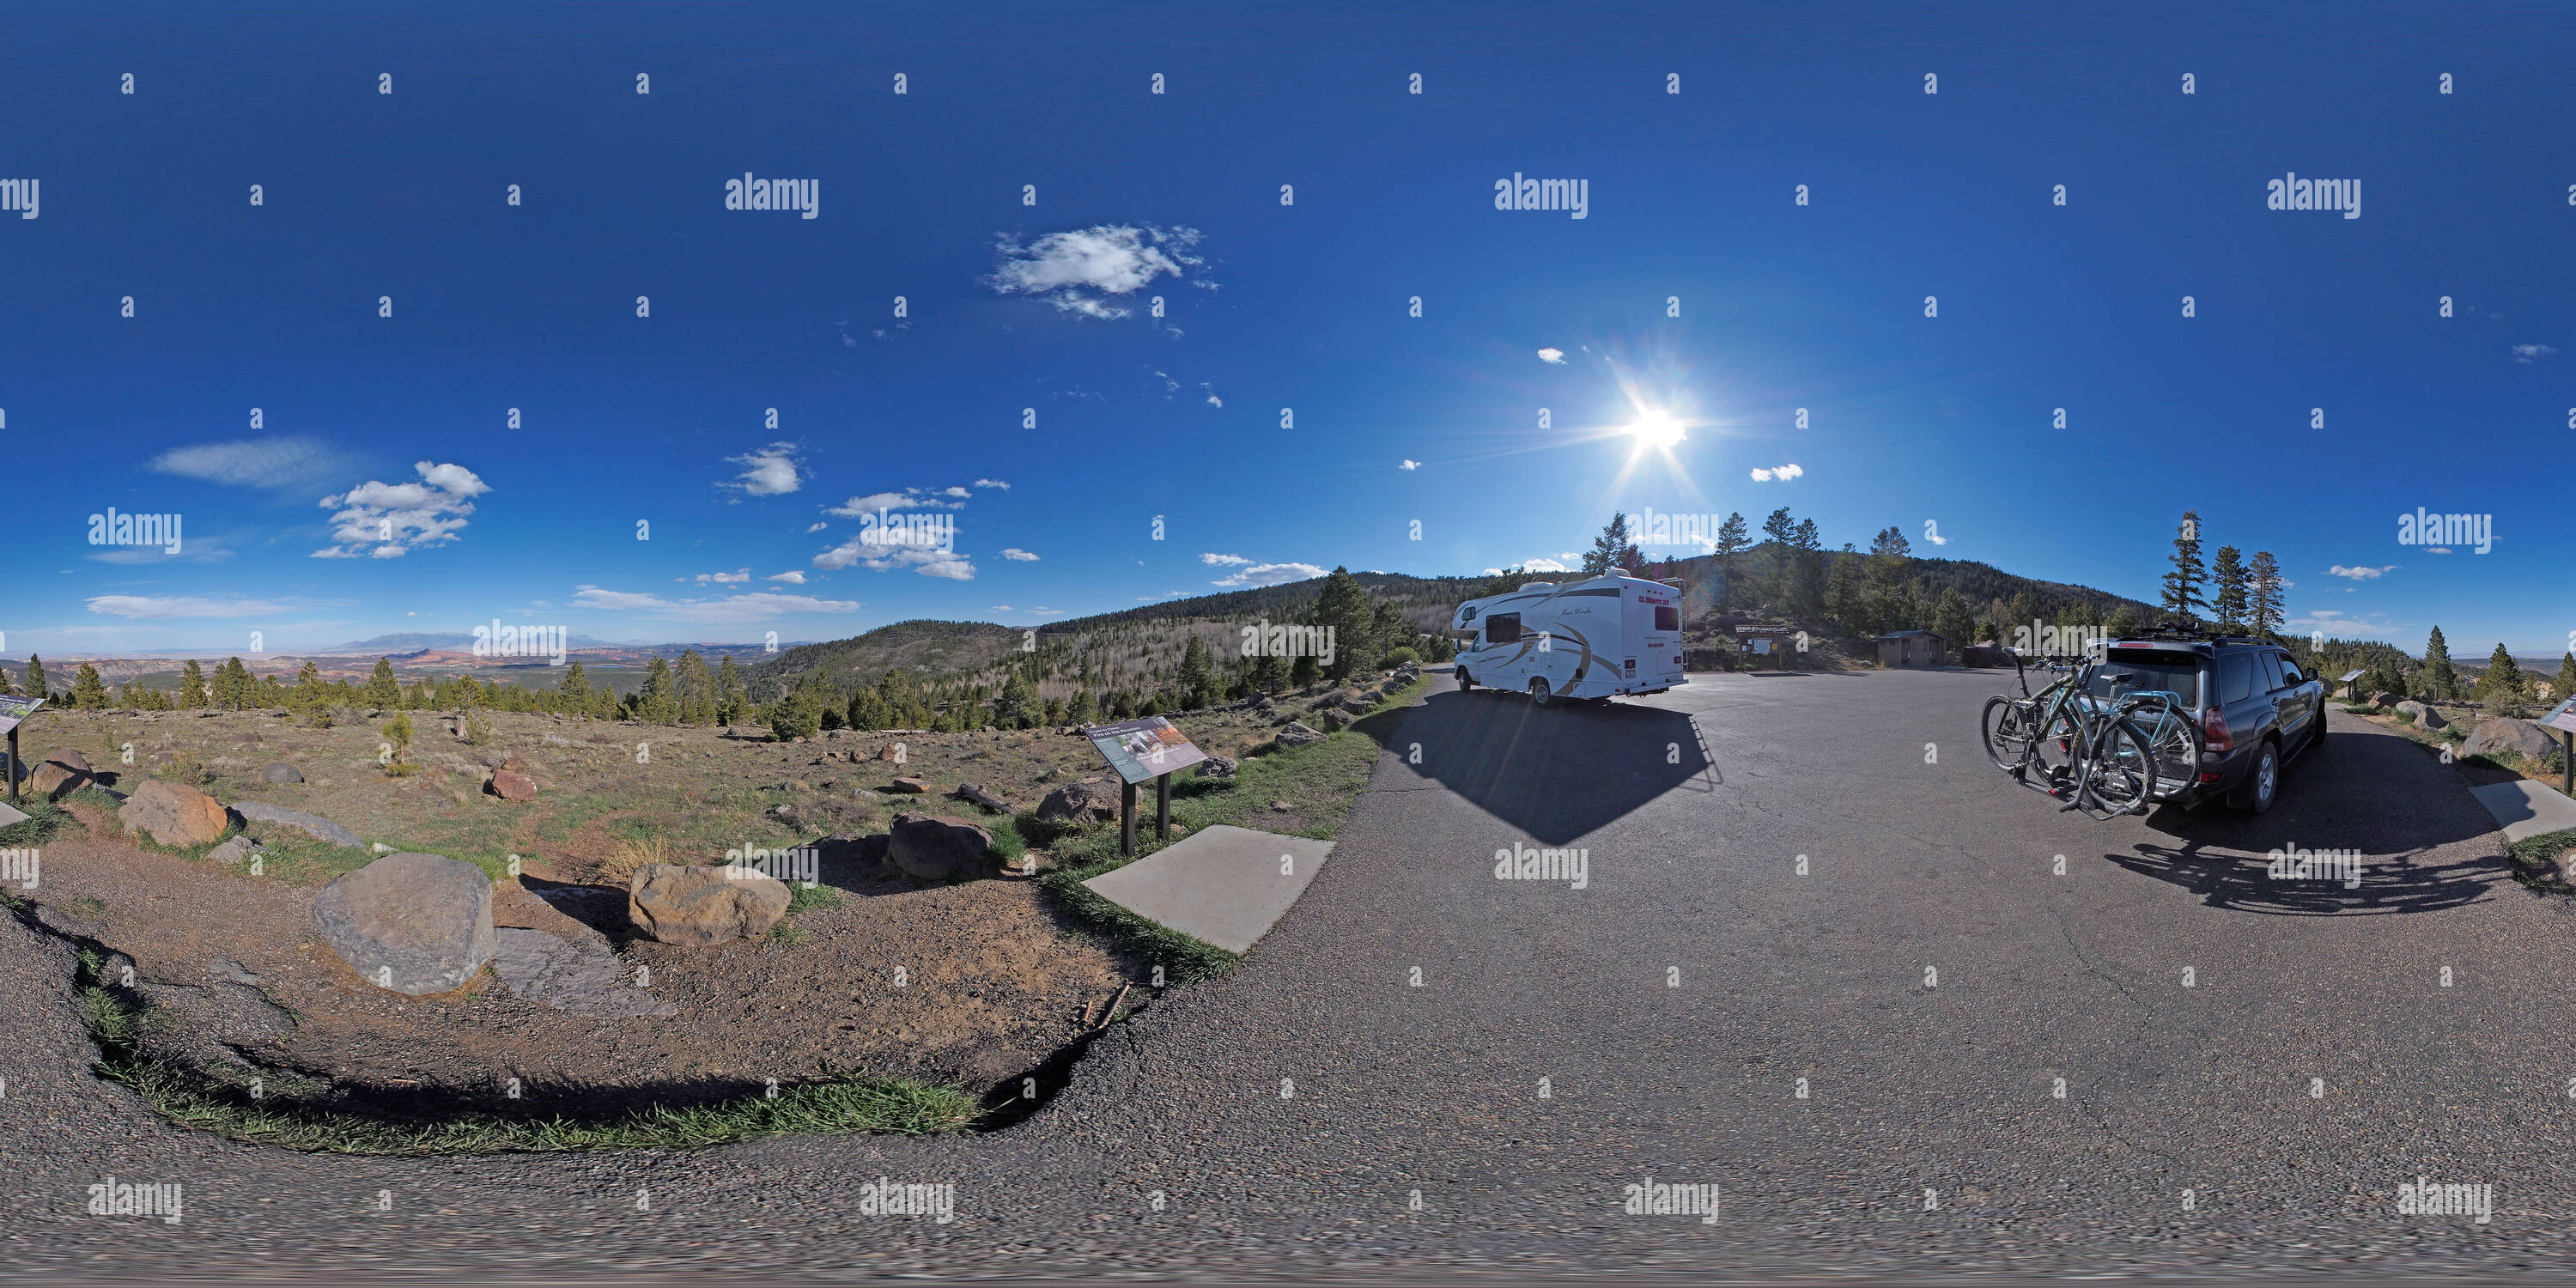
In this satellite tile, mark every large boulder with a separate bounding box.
[2464,718,2556,762]
[1275,721,1327,747]
[486,769,538,802]
[30,749,94,799]
[120,780,229,848]
[310,853,496,995]
[2395,700,2439,728]
[627,862,791,946]
[887,812,994,881]
[1195,754,1237,780]
[889,775,932,793]
[1036,777,1122,824]
[229,801,363,848]
[259,762,304,785]
[489,927,674,1017]
[2370,692,2400,709]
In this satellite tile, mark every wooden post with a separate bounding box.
[2564,729,2572,797]
[1120,778,1137,856]
[1155,771,1172,840]
[4,726,15,805]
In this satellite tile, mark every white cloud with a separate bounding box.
[975,478,1011,490]
[813,539,975,580]
[2328,564,2395,580]
[985,224,1208,319]
[941,486,970,498]
[312,460,489,558]
[147,436,351,490]
[805,521,829,533]
[721,441,803,497]
[999,547,1039,561]
[1400,459,1420,471]
[85,594,295,619]
[696,568,750,584]
[1521,557,1570,573]
[1212,562,1327,588]
[1923,526,1948,546]
[1536,348,1565,364]
[767,571,807,584]
[570,586,860,623]
[1031,607,1062,616]
[2512,344,2557,363]
[825,488,965,517]
[1200,553,1251,566]
[990,605,1013,611]
[1749,464,1804,483]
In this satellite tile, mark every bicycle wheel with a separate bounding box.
[2083,720,2156,816]
[1979,696,2035,770]
[2129,711,2200,805]
[2029,702,2089,788]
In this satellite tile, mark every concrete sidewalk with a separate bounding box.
[2470,777,2576,842]
[1083,823,1334,954]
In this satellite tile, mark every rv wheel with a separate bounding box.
[1456,670,1474,691]
[1528,678,1552,707]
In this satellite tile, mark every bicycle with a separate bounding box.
[1979,653,2101,801]
[2072,672,2201,818]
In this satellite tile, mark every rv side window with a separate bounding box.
[1653,605,1679,632]
[1484,612,1521,646]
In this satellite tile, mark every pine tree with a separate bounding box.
[1583,513,1643,577]
[636,657,678,724]
[1932,586,1973,657]
[674,650,716,725]
[179,659,208,708]
[2481,643,2528,715]
[70,664,110,710]
[2556,652,2576,706]
[1826,544,1865,636]
[22,654,47,701]
[363,657,400,709]
[559,660,589,706]
[2422,627,2455,700]
[714,656,747,725]
[293,659,325,708]
[1711,512,1750,611]
[2246,550,2286,640]
[2160,511,2208,620]
[1312,568,1376,681]
[2209,546,2249,630]
[1175,635,1216,710]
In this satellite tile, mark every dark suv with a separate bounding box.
[2087,636,2327,813]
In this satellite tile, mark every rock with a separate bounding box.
[229,801,365,848]
[1271,800,1292,813]
[2464,718,2556,762]
[1338,691,1375,713]
[310,853,496,995]
[1195,755,1237,780]
[889,776,932,793]
[135,979,296,1054]
[30,749,94,799]
[1321,708,1357,732]
[207,836,264,867]
[34,902,106,940]
[628,863,792,946]
[259,762,304,785]
[206,957,261,985]
[489,927,675,1017]
[1276,721,1327,747]
[816,831,892,875]
[2396,702,2448,730]
[1036,777,1123,824]
[120,780,229,848]
[787,780,813,793]
[875,744,904,762]
[954,781,1013,813]
[887,812,994,881]
[486,769,538,802]
[2371,692,2399,708]
[372,843,394,854]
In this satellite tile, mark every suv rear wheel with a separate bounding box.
[2234,739,2281,815]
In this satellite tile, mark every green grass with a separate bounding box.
[65,948,976,1155]
[2506,827,2576,889]
[0,794,76,847]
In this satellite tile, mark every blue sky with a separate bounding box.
[2,3,2569,659]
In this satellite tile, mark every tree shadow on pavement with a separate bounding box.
[1405,689,1713,845]
[2094,713,2513,915]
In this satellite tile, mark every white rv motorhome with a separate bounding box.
[1448,574,1686,705]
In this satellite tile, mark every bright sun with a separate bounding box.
[1631,411,1686,449]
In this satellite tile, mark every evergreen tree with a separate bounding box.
[714,656,747,726]
[365,657,401,708]
[179,659,208,708]
[1311,568,1376,681]
[1175,635,1216,710]
[2160,510,2208,620]
[1711,512,1750,611]
[293,659,326,708]
[22,654,46,701]
[674,649,716,725]
[1931,586,1973,657]
[70,663,110,710]
[1825,544,1864,636]
[2209,545,2249,630]
[636,657,679,724]
[558,659,589,710]
[2246,550,2285,639]
[2480,643,2527,714]
[1582,513,1643,577]
[2556,652,2576,705]
[1067,687,1098,725]
[2422,626,2455,700]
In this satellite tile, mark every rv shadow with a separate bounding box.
[1404,688,1713,846]
[2094,713,2512,915]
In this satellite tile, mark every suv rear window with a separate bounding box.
[2091,649,2203,708]
[2219,653,2256,704]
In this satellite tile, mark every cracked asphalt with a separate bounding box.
[8,665,2574,1281]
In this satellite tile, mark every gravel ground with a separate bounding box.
[6,668,2576,1281]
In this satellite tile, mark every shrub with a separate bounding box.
[597,833,670,885]
[768,692,823,742]
[1381,647,1420,667]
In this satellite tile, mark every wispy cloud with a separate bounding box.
[999,548,1039,561]
[570,587,859,623]
[147,436,350,490]
[1200,553,1250,566]
[312,460,489,559]
[767,571,807,584]
[1212,561,1327,588]
[825,488,967,516]
[985,224,1210,319]
[1750,464,1804,483]
[974,478,1011,490]
[813,540,975,580]
[2512,343,2557,363]
[695,569,750,584]
[721,441,804,497]
[86,594,296,619]
[2328,564,2395,580]
[1400,459,1420,471]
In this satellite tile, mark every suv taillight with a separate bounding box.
[2202,702,2233,755]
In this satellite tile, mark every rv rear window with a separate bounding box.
[1653,605,1679,632]
[1484,612,1520,646]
